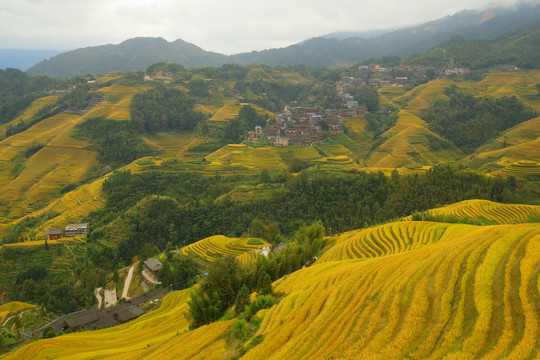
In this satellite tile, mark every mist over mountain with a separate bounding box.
[0,49,63,71]
[26,3,540,77]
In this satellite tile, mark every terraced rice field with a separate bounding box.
[470,137,540,177]
[405,199,540,224]
[0,177,106,240]
[206,145,287,171]
[0,96,58,140]
[242,222,540,359]
[209,101,273,122]
[0,302,36,323]
[475,117,540,153]
[97,85,150,120]
[366,110,461,169]
[143,132,203,158]
[208,101,242,122]
[1,289,232,360]
[4,216,539,359]
[394,78,455,112]
[181,235,269,261]
[317,221,453,263]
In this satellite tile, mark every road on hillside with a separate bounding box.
[122,265,135,300]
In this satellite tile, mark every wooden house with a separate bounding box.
[46,229,63,240]
[65,223,89,237]
[143,258,163,277]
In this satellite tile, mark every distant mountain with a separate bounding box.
[405,24,540,69]
[27,38,229,78]
[27,3,540,77]
[230,3,540,67]
[0,49,63,71]
[319,30,391,40]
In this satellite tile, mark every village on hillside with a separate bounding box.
[238,62,518,147]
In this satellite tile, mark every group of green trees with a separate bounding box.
[0,68,65,126]
[1,246,103,315]
[223,105,267,142]
[73,116,157,167]
[422,86,537,153]
[188,221,324,328]
[131,86,206,132]
[84,165,525,267]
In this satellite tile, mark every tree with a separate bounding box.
[112,266,119,284]
[165,241,175,261]
[234,284,251,315]
[158,263,173,290]
[260,169,271,183]
[250,219,267,239]
[21,279,37,302]
[256,271,273,296]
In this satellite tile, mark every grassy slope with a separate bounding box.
[4,203,539,359]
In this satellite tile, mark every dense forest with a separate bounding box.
[130,86,207,132]
[405,24,540,69]
[73,116,157,167]
[0,68,65,125]
[421,86,537,153]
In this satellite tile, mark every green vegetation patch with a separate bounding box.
[73,116,158,167]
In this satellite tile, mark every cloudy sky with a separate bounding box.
[0,0,535,54]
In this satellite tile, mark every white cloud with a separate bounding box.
[0,0,534,53]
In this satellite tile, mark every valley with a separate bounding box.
[0,55,539,359]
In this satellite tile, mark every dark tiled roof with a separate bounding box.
[143,258,163,272]
[45,229,62,235]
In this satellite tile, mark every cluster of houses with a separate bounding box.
[45,223,89,240]
[21,288,168,338]
[248,105,347,147]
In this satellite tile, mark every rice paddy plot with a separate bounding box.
[0,96,58,141]
[366,111,461,170]
[241,222,540,360]
[209,100,241,122]
[403,199,540,225]
[470,137,540,176]
[143,132,200,158]
[394,78,454,111]
[181,235,269,262]
[0,289,231,360]
[205,145,286,171]
[0,302,36,323]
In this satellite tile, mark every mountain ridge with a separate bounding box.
[26,3,540,77]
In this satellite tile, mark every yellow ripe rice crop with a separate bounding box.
[1,289,231,360]
[3,221,539,359]
[317,221,453,263]
[395,78,454,112]
[209,100,242,121]
[241,222,540,359]
[403,199,540,224]
[181,235,269,262]
[0,302,36,323]
[205,145,287,171]
[366,110,461,169]
[209,101,273,122]
[0,96,58,140]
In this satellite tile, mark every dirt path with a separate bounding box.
[122,265,135,300]
[95,287,103,308]
[104,288,117,308]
